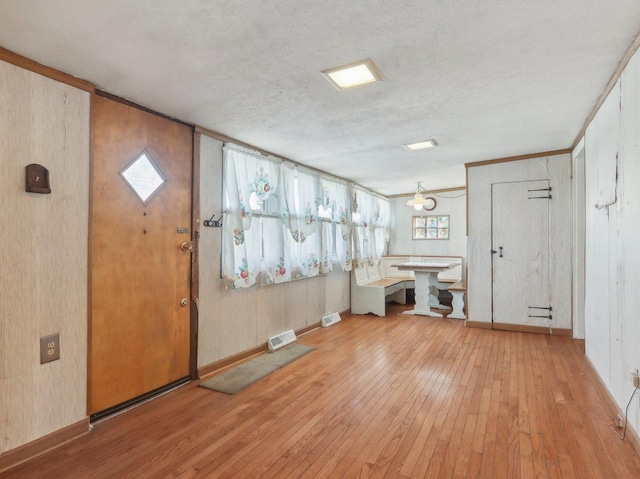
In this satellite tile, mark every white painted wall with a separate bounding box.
[466,154,572,329]
[584,77,621,387]
[388,191,467,260]
[197,135,350,367]
[583,47,640,437]
[0,61,90,452]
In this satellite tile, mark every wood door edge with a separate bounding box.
[95,90,194,128]
[89,377,190,420]
[190,134,201,379]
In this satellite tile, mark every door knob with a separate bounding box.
[180,241,193,252]
[180,298,189,307]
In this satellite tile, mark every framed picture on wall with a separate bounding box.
[413,215,449,240]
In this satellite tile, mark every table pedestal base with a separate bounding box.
[403,269,449,317]
[402,309,446,318]
[392,262,457,318]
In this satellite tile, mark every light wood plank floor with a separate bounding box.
[3,304,640,478]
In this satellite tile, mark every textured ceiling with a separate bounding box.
[1,1,640,195]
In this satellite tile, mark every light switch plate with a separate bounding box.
[40,333,60,364]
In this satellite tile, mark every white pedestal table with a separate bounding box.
[393,261,456,317]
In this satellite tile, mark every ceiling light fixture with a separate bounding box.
[321,59,383,90]
[404,139,437,151]
[406,181,431,210]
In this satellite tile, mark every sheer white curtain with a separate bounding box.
[222,144,283,288]
[223,145,344,288]
[318,177,352,272]
[373,197,391,258]
[352,187,391,267]
[279,164,323,279]
[222,143,387,288]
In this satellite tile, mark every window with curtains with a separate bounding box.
[318,176,353,270]
[351,187,391,268]
[222,144,356,289]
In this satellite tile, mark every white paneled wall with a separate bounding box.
[584,47,640,437]
[0,61,90,452]
[584,81,620,386]
[197,135,350,368]
[466,154,572,329]
[388,191,467,258]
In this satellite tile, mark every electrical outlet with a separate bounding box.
[617,413,624,428]
[633,370,640,388]
[40,333,60,364]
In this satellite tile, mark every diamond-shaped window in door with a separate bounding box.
[119,150,166,205]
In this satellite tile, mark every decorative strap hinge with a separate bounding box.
[528,305,552,320]
[528,187,552,200]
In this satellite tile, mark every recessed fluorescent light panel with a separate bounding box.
[404,140,438,151]
[322,59,383,90]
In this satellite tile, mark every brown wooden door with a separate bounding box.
[89,95,193,415]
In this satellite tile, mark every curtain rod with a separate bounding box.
[352,184,390,201]
[223,141,376,193]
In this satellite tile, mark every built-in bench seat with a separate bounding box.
[351,255,463,317]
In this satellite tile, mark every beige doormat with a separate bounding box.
[199,344,315,394]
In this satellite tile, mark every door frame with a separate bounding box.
[571,140,586,340]
[190,133,201,378]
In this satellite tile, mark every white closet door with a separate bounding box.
[492,180,550,330]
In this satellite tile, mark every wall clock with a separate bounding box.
[422,196,437,211]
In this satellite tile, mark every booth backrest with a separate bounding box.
[366,263,382,282]
[353,265,371,285]
[353,263,385,285]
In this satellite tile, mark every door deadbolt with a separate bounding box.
[180,241,193,252]
[180,298,189,307]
